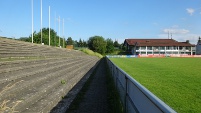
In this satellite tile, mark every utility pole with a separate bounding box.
[49,6,50,46]
[31,0,34,43]
[41,0,43,44]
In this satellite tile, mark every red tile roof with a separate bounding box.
[124,39,195,47]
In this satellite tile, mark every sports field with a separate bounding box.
[110,57,201,113]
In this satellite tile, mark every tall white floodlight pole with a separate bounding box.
[54,12,56,46]
[63,18,64,48]
[41,0,43,44]
[49,6,50,46]
[58,16,60,47]
[31,0,34,43]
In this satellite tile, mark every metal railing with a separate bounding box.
[106,57,177,113]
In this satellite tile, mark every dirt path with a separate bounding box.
[67,59,109,113]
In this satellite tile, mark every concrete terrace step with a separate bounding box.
[0,50,72,58]
[0,58,83,85]
[0,57,82,74]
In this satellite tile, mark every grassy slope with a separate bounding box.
[110,58,201,113]
[79,48,103,58]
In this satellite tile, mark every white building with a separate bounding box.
[123,39,196,55]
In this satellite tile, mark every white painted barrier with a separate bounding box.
[106,57,177,113]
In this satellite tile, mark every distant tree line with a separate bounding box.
[19,28,122,55]
[65,36,121,54]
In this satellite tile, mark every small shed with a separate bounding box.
[66,45,74,50]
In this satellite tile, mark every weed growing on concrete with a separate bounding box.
[61,80,66,84]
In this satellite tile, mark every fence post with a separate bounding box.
[114,67,117,89]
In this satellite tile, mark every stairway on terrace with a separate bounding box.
[0,37,100,113]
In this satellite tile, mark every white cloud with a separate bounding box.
[186,8,195,15]
[163,28,189,34]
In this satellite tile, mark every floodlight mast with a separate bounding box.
[58,16,61,47]
[41,0,43,44]
[63,18,64,48]
[49,6,50,46]
[54,12,56,46]
[31,0,33,43]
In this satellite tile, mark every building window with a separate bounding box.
[141,46,146,50]
[147,52,152,54]
[173,46,177,50]
[147,46,152,50]
[153,46,159,50]
[186,46,190,50]
[167,46,170,50]
[161,47,165,50]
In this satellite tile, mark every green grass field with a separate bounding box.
[110,57,201,113]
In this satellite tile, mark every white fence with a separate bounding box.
[106,57,177,113]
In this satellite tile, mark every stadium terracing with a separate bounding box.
[0,37,99,112]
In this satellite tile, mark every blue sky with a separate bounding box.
[0,0,200,44]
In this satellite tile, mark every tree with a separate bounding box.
[114,40,120,48]
[88,36,107,54]
[26,28,59,46]
[83,40,87,47]
[106,38,114,53]
[78,38,83,47]
[20,28,66,47]
[66,37,73,45]
[35,28,57,45]
[73,40,78,47]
